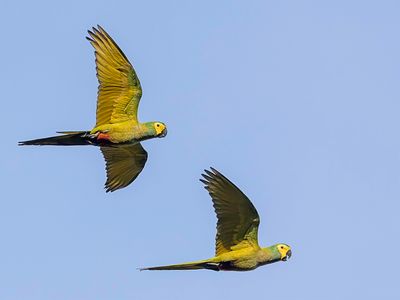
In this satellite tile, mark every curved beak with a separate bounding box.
[158,127,168,138]
[283,249,292,261]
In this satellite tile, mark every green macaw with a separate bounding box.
[141,168,292,271]
[19,25,167,192]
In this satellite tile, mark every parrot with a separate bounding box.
[19,25,167,192]
[140,167,292,271]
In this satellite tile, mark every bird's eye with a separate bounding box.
[156,124,160,127]
[280,246,284,249]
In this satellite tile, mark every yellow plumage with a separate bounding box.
[141,168,291,271]
[87,26,142,128]
[19,26,167,192]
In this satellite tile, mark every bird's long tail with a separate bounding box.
[19,131,93,146]
[140,259,220,271]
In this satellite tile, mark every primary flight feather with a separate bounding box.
[88,26,143,131]
[141,168,292,272]
[19,25,167,192]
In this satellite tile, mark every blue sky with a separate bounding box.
[1,0,400,299]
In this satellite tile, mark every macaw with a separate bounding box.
[141,168,291,271]
[19,26,167,192]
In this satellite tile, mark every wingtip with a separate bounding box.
[200,172,212,182]
[86,29,96,42]
[209,167,219,174]
[201,166,222,181]
[93,26,101,36]
[97,24,105,32]
[104,184,112,193]
[199,178,208,185]
[204,169,214,177]
[105,183,120,193]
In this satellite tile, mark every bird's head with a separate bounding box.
[275,243,292,261]
[152,122,168,138]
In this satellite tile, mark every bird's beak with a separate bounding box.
[158,127,167,138]
[283,249,292,261]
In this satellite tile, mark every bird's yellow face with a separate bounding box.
[154,122,167,138]
[277,244,292,261]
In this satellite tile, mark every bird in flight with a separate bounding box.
[141,167,291,271]
[19,25,167,192]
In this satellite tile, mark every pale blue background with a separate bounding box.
[1,1,399,299]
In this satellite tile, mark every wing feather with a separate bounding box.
[100,143,148,192]
[200,168,260,256]
[87,25,142,127]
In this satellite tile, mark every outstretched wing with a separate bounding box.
[100,143,148,192]
[200,168,260,256]
[87,25,142,127]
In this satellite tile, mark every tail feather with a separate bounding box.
[140,260,220,271]
[19,131,92,146]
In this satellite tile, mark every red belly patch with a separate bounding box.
[97,132,110,141]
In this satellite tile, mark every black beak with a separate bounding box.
[159,128,167,138]
[284,249,292,261]
[285,250,292,260]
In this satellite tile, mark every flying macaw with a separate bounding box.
[141,168,291,271]
[19,25,167,192]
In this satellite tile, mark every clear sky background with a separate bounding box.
[1,0,399,299]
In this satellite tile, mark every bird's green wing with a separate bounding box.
[100,143,148,192]
[201,168,261,256]
[87,25,142,127]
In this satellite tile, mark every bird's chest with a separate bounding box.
[218,250,260,271]
[106,123,140,143]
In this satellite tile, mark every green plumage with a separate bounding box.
[141,168,292,271]
[19,25,167,192]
